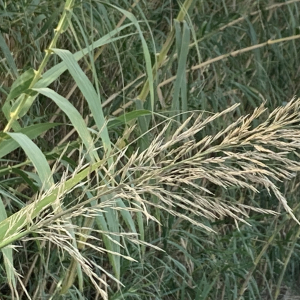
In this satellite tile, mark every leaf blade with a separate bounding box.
[33,88,99,162]
[6,132,54,190]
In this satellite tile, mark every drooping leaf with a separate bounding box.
[6,132,54,190]
[34,25,134,90]
[109,4,154,109]
[0,123,61,158]
[33,88,99,162]
[50,49,112,156]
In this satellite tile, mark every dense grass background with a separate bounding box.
[1,0,300,299]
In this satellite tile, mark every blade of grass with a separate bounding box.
[0,33,18,79]
[108,4,154,109]
[48,48,124,284]
[137,0,195,103]
[108,110,151,129]
[34,26,135,89]
[33,87,99,162]
[0,123,61,158]
[237,217,288,300]
[50,48,111,156]
[171,20,190,121]
[6,132,54,190]
[274,223,300,300]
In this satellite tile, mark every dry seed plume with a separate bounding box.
[32,97,300,232]
[113,98,300,228]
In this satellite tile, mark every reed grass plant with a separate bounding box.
[1,0,300,299]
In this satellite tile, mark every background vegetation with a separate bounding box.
[1,0,300,299]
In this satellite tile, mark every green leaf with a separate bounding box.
[115,198,137,235]
[36,3,64,39]
[6,132,54,190]
[33,88,99,162]
[50,49,111,156]
[12,168,39,192]
[6,68,35,101]
[2,69,37,130]
[172,21,190,121]
[175,20,182,57]
[135,100,151,152]
[1,25,135,124]
[1,94,22,131]
[0,189,24,209]
[93,195,120,280]
[0,123,60,158]
[108,110,151,129]
[108,4,154,109]
[0,33,18,79]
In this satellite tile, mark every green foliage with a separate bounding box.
[1,0,300,299]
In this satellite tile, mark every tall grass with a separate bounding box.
[1,0,300,299]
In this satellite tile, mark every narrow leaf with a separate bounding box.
[0,123,60,158]
[108,110,151,129]
[0,33,18,79]
[109,5,154,109]
[33,88,99,162]
[50,49,111,155]
[172,21,190,120]
[6,132,54,190]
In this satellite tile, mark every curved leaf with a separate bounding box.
[0,123,60,158]
[51,48,111,155]
[33,88,99,162]
[6,132,54,190]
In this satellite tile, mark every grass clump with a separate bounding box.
[1,0,300,299]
